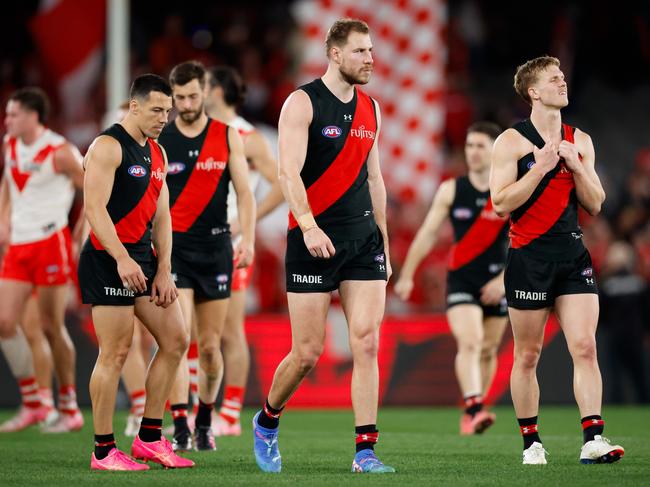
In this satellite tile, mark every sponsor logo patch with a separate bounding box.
[515,290,547,301]
[292,274,323,284]
[168,162,186,174]
[322,126,342,138]
[216,274,229,284]
[374,254,385,264]
[526,159,536,170]
[581,267,593,277]
[46,264,59,274]
[452,207,473,220]
[128,165,147,177]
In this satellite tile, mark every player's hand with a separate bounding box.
[150,270,178,308]
[479,275,505,306]
[229,219,241,238]
[116,255,148,293]
[303,227,335,259]
[558,140,582,173]
[394,276,414,301]
[234,240,254,268]
[386,260,393,282]
[533,141,560,175]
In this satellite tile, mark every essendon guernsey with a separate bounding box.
[289,78,378,239]
[89,124,164,252]
[509,119,585,260]
[158,118,231,248]
[448,176,509,273]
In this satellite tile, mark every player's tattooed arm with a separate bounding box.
[83,135,147,293]
[394,178,455,301]
[228,126,256,269]
[278,89,335,259]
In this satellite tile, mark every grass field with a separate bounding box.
[0,406,648,486]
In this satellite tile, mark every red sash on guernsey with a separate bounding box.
[448,198,508,271]
[170,120,229,232]
[287,90,377,230]
[510,124,577,249]
[90,139,164,249]
[7,137,63,192]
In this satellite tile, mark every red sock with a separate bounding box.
[58,385,79,415]
[219,385,245,424]
[19,377,41,409]
[130,390,146,416]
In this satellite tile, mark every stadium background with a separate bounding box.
[1,0,648,410]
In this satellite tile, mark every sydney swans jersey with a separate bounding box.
[289,78,378,239]
[158,118,231,248]
[448,176,509,273]
[226,115,260,224]
[88,124,165,253]
[510,119,585,260]
[3,130,75,244]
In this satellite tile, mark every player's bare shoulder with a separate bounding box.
[436,177,456,207]
[280,89,313,126]
[84,135,122,169]
[572,127,594,156]
[493,128,531,161]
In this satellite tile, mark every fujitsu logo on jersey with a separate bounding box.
[452,207,473,220]
[151,168,164,181]
[350,125,375,140]
[196,157,227,171]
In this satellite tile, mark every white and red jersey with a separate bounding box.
[227,116,261,225]
[3,129,75,244]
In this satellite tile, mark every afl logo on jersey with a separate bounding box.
[453,207,473,220]
[167,162,186,175]
[128,165,147,177]
[322,126,342,138]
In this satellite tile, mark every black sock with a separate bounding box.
[171,403,189,434]
[256,399,283,429]
[355,424,379,453]
[518,416,542,450]
[196,400,214,428]
[94,433,116,460]
[464,395,483,417]
[138,417,162,442]
[581,415,604,444]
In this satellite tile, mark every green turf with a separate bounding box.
[0,406,647,486]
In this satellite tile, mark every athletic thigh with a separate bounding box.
[286,292,331,353]
[447,304,484,346]
[339,280,386,338]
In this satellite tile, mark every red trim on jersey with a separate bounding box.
[448,198,508,270]
[170,120,229,232]
[510,124,576,249]
[7,139,62,192]
[288,90,377,230]
[90,139,164,250]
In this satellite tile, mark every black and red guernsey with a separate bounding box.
[289,78,378,239]
[448,176,509,273]
[158,118,231,248]
[89,124,164,253]
[510,119,585,260]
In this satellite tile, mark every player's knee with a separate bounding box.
[570,337,597,362]
[516,347,541,369]
[481,343,499,360]
[0,316,17,339]
[199,343,221,372]
[294,347,322,375]
[99,345,131,370]
[459,340,481,355]
[351,330,379,358]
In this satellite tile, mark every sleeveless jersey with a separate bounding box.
[510,119,585,260]
[158,118,231,248]
[226,115,261,224]
[448,176,509,273]
[3,129,75,244]
[88,124,165,253]
[288,78,377,239]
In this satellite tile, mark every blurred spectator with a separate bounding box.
[598,241,650,404]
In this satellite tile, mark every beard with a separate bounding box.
[339,64,371,86]
[178,105,203,124]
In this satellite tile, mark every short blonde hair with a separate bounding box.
[325,18,370,58]
[513,56,560,105]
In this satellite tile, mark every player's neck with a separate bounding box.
[321,67,355,103]
[120,116,148,146]
[207,105,236,125]
[530,106,562,143]
[175,111,209,137]
[468,168,490,191]
[20,125,45,146]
